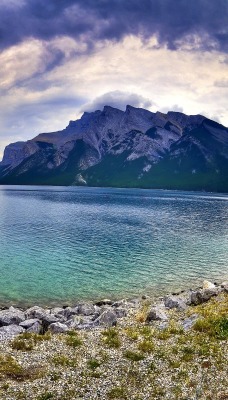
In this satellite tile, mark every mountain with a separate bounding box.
[0,105,228,192]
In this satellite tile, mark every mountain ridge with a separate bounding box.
[0,105,228,192]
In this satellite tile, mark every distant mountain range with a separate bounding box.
[0,105,228,192]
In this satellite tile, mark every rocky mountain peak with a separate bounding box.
[0,105,227,192]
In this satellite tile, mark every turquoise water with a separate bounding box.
[0,186,227,307]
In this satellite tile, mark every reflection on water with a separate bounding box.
[0,186,228,307]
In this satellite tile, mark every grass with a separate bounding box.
[193,316,228,339]
[123,350,145,362]
[51,355,77,367]
[11,338,34,351]
[65,333,82,348]
[101,328,121,348]
[0,354,44,381]
[138,339,154,353]
[11,332,51,351]
[87,358,101,370]
[37,392,54,400]
[107,386,127,399]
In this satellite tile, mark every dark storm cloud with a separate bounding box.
[0,0,227,53]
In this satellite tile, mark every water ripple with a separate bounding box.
[0,186,228,306]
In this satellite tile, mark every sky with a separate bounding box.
[0,0,228,160]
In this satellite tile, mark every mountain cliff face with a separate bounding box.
[0,105,228,192]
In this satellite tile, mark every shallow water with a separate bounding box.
[0,185,227,307]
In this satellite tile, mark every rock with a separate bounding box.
[65,315,93,328]
[77,303,96,316]
[0,324,25,341]
[0,307,25,326]
[158,321,169,330]
[203,280,216,289]
[112,300,126,307]
[40,315,60,332]
[50,307,65,317]
[164,296,187,311]
[76,322,98,330]
[115,308,127,318]
[189,288,218,305]
[221,281,228,292]
[95,299,113,307]
[19,319,40,329]
[49,322,69,334]
[25,306,48,320]
[182,314,199,330]
[189,291,203,305]
[27,321,43,334]
[202,288,219,301]
[62,307,78,319]
[25,306,59,331]
[95,310,117,327]
[146,307,168,322]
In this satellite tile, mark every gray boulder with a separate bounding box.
[0,324,25,341]
[49,322,69,334]
[146,307,168,322]
[77,303,96,316]
[19,318,40,329]
[25,306,48,319]
[221,282,228,293]
[25,306,59,331]
[95,310,117,327]
[190,288,218,305]
[62,307,78,319]
[50,307,65,317]
[0,307,25,326]
[27,321,43,334]
[115,308,127,318]
[182,314,199,331]
[95,299,113,306]
[66,315,94,329]
[164,296,187,311]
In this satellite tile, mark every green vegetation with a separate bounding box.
[65,332,82,348]
[37,392,54,400]
[0,292,227,399]
[51,354,77,367]
[101,327,121,348]
[0,354,44,381]
[11,332,51,351]
[87,358,101,370]
[123,350,145,361]
[107,386,127,399]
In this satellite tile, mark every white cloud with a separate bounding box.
[0,35,227,160]
[83,91,153,112]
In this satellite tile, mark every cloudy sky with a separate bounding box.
[0,0,227,159]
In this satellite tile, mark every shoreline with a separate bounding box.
[1,183,228,195]
[0,279,227,339]
[0,278,227,399]
[1,276,227,311]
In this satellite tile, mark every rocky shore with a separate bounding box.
[0,279,227,399]
[1,280,227,340]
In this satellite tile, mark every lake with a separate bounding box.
[0,186,227,307]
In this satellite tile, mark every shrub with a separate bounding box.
[51,355,77,367]
[123,350,145,362]
[65,335,82,348]
[0,355,44,381]
[107,386,127,399]
[101,328,121,348]
[87,358,101,370]
[194,316,228,340]
[138,340,154,353]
